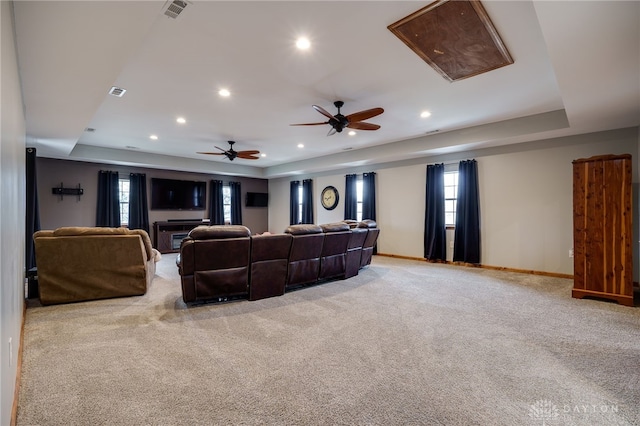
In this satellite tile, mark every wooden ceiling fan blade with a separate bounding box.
[238,150,260,155]
[313,105,338,121]
[290,121,329,126]
[237,153,260,160]
[347,122,380,131]
[346,107,384,123]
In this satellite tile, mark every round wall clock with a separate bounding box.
[321,186,339,210]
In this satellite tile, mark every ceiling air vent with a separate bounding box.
[108,86,126,97]
[164,0,189,19]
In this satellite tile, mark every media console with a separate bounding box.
[153,220,207,253]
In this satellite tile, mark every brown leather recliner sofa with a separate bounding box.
[33,226,160,305]
[176,221,379,304]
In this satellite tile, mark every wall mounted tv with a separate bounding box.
[151,178,206,210]
[245,192,268,207]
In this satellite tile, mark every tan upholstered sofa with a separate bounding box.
[33,227,160,305]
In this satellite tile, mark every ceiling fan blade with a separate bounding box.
[290,121,329,126]
[238,150,260,155]
[197,152,225,155]
[346,107,384,123]
[313,105,338,121]
[347,122,381,131]
[327,127,337,136]
[237,153,260,160]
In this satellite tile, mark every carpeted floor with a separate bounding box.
[17,255,640,426]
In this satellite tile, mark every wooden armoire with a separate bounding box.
[572,154,634,306]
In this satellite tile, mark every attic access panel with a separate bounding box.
[388,0,513,82]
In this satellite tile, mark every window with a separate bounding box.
[118,178,130,226]
[356,178,363,222]
[444,171,458,226]
[298,184,303,224]
[223,185,231,224]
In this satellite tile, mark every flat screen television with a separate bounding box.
[151,178,206,210]
[245,192,268,207]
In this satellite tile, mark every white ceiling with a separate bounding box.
[13,1,640,179]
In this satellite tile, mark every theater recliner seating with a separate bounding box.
[249,233,293,301]
[359,220,379,268]
[177,225,251,303]
[284,224,325,289]
[318,222,351,280]
[344,227,368,278]
[176,222,380,304]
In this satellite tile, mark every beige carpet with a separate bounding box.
[17,255,640,425]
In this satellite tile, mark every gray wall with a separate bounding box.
[37,158,270,242]
[1,2,26,424]
[269,127,639,277]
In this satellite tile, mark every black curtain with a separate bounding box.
[301,179,314,224]
[453,159,481,264]
[424,163,446,261]
[128,173,149,233]
[96,170,120,227]
[209,180,224,225]
[290,180,300,225]
[25,148,40,270]
[362,172,377,254]
[229,181,242,225]
[344,174,358,220]
[362,172,376,221]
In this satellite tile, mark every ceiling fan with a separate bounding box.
[197,141,260,161]
[291,101,384,136]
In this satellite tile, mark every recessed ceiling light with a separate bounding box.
[296,37,311,50]
[150,135,158,140]
[176,117,186,124]
[218,88,230,97]
[348,130,356,136]
[297,143,304,148]
[261,153,266,157]
[420,110,432,118]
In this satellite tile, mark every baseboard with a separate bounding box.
[11,301,26,426]
[375,253,574,280]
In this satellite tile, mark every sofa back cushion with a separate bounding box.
[361,228,380,268]
[188,225,251,240]
[284,224,323,235]
[179,235,251,302]
[285,228,325,287]
[47,227,154,261]
[318,223,351,280]
[344,227,368,278]
[249,233,293,301]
